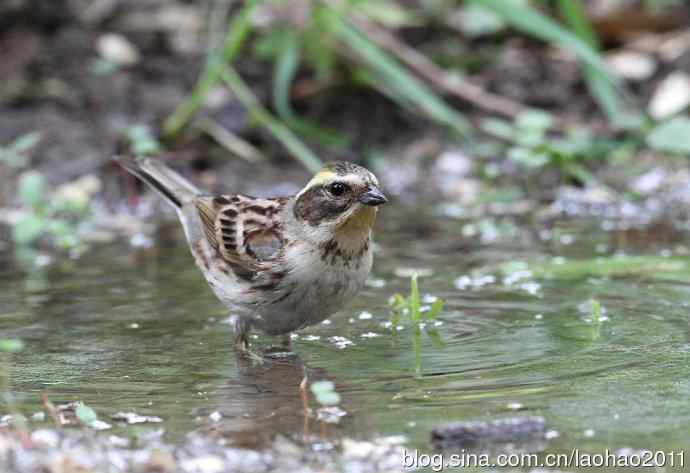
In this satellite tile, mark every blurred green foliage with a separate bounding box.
[164,0,644,171]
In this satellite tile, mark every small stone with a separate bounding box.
[31,429,60,448]
[180,455,225,473]
[649,72,690,120]
[342,438,375,459]
[97,33,140,66]
[606,51,656,81]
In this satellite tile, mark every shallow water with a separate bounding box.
[2,207,690,470]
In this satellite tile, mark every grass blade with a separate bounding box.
[163,0,258,138]
[221,66,323,172]
[328,10,471,135]
[273,31,347,148]
[479,0,618,87]
[556,0,623,123]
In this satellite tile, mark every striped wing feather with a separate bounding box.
[195,195,287,281]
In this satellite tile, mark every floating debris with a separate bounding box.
[327,336,354,349]
[112,412,163,425]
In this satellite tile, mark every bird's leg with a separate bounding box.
[299,371,309,413]
[280,333,293,351]
[232,316,251,353]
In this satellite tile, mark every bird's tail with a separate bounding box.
[114,156,201,208]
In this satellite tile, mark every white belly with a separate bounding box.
[254,242,373,335]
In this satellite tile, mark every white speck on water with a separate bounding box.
[365,278,387,288]
[584,428,595,438]
[358,311,373,320]
[422,294,438,304]
[35,254,53,267]
[128,323,139,329]
[545,430,560,439]
[433,321,443,327]
[381,321,393,329]
[129,233,153,248]
[321,320,332,325]
[208,411,223,422]
[454,274,495,290]
[506,402,523,410]
[503,269,532,286]
[361,332,380,338]
[303,335,321,341]
[328,336,354,349]
[535,313,543,320]
[520,282,541,296]
[290,333,299,340]
[559,234,574,245]
[539,229,552,241]
[348,318,355,323]
[395,325,405,331]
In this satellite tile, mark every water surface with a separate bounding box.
[2,207,690,470]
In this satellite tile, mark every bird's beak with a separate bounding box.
[359,186,388,206]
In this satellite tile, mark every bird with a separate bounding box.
[116,157,387,352]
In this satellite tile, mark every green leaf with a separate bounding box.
[426,327,445,348]
[426,298,444,320]
[311,380,335,394]
[409,274,421,321]
[508,147,550,168]
[18,171,47,209]
[516,109,554,132]
[481,118,516,141]
[11,132,42,153]
[0,339,24,353]
[647,116,690,155]
[478,0,625,123]
[125,125,161,156]
[273,32,346,148]
[221,66,323,172]
[556,0,624,123]
[163,0,258,138]
[75,403,98,425]
[12,214,45,244]
[310,380,341,406]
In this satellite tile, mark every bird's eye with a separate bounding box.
[328,182,349,197]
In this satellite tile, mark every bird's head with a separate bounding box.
[293,161,387,243]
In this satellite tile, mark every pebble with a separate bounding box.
[649,72,690,120]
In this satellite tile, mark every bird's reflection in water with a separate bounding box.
[197,349,375,449]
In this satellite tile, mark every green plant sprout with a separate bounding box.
[389,274,445,376]
[0,132,41,169]
[12,172,91,249]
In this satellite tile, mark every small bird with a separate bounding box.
[116,157,387,351]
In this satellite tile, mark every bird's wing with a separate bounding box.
[195,195,288,281]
